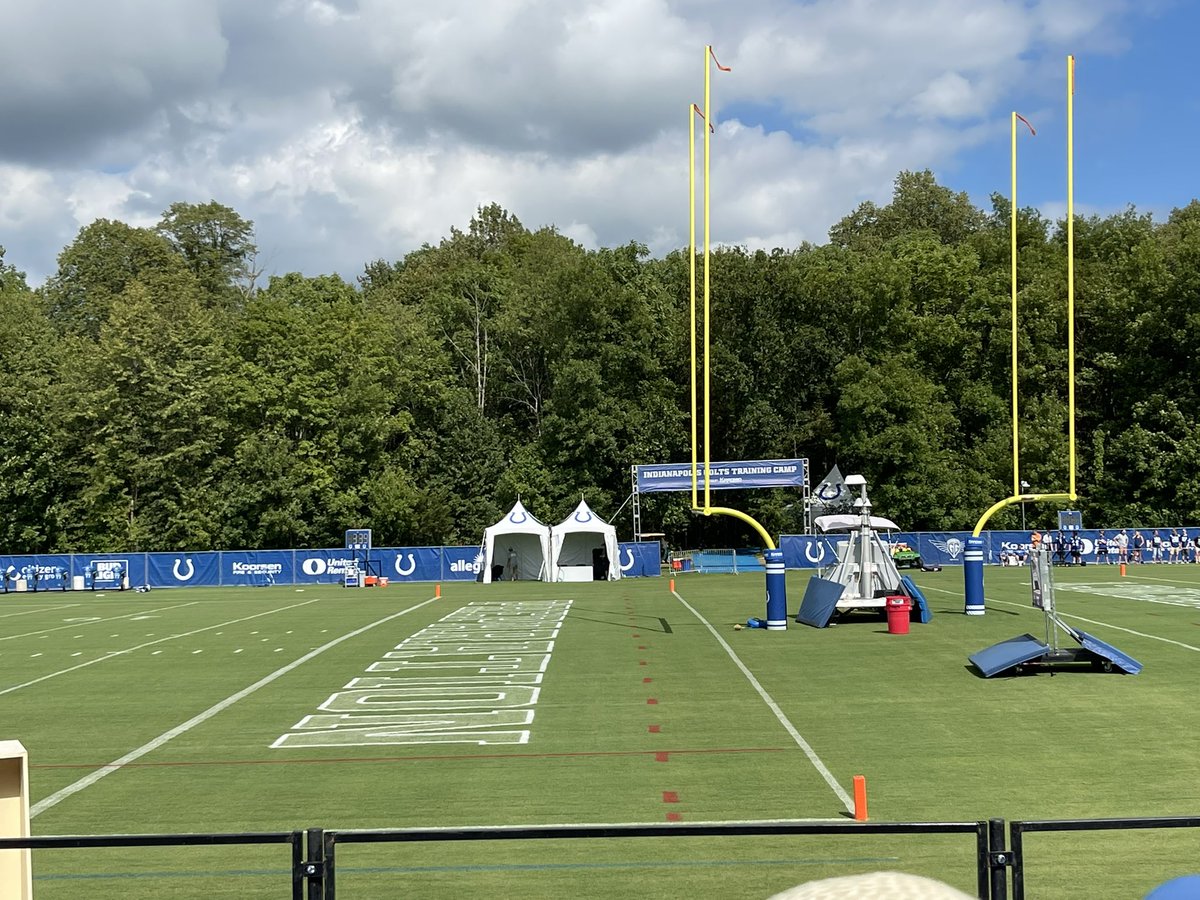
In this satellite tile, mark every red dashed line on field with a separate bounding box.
[655,752,669,762]
[639,660,648,666]
[647,698,658,705]
[643,677,652,683]
[30,746,787,770]
[662,791,679,803]
[648,725,661,733]
[666,812,683,822]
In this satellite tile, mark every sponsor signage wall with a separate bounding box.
[0,541,663,590]
[4,530,1169,592]
[781,530,1177,568]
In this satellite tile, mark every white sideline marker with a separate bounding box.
[671,589,855,813]
[0,604,82,620]
[0,603,199,642]
[30,595,440,819]
[0,601,317,697]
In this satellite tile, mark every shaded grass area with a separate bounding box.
[3,566,1199,897]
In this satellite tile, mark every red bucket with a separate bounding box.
[885,596,912,635]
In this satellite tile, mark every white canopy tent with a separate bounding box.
[550,499,621,582]
[481,500,551,583]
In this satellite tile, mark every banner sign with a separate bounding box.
[618,541,661,577]
[779,534,847,569]
[376,547,443,582]
[442,546,485,581]
[635,459,807,494]
[149,553,217,587]
[2,531,1168,594]
[221,551,293,587]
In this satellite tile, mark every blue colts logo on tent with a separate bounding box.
[816,483,844,503]
[509,510,528,524]
[574,510,593,523]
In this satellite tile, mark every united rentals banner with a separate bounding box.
[635,459,807,494]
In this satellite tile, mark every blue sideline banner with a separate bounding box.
[618,541,661,577]
[222,551,293,586]
[914,533,973,566]
[79,555,144,589]
[442,546,484,581]
[376,547,442,582]
[635,459,807,494]
[0,554,75,590]
[149,552,221,587]
[294,549,362,584]
[780,534,847,569]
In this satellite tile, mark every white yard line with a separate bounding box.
[671,589,854,813]
[0,603,81,619]
[0,600,316,697]
[30,595,439,819]
[1123,572,1200,587]
[922,585,1200,653]
[0,602,199,641]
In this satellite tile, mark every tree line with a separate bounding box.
[1,174,1197,553]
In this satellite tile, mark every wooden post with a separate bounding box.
[0,740,32,900]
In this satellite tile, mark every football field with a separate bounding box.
[3,565,1199,898]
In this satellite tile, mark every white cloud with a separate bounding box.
[0,0,1150,284]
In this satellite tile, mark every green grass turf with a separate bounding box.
[1,564,1198,898]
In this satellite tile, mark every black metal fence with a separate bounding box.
[2,814,1197,898]
[1008,815,1200,900]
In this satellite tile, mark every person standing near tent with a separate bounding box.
[507,547,518,581]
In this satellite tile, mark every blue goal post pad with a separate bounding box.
[796,576,846,628]
[899,575,932,624]
[969,633,1050,677]
[1075,629,1143,675]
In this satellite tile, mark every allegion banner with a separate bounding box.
[635,459,807,493]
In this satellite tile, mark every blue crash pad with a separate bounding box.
[796,576,846,628]
[899,575,932,624]
[969,633,1050,677]
[1076,629,1143,674]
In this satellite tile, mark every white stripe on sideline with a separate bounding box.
[671,589,854,813]
[0,600,319,697]
[30,595,439,819]
[0,602,199,642]
[921,585,1200,653]
[0,603,82,619]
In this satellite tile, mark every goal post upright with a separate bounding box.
[966,56,1080,614]
[687,45,785,629]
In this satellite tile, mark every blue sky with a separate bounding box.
[927,3,1196,223]
[0,0,1195,284]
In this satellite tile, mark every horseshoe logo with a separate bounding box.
[394,553,417,576]
[509,510,528,524]
[817,483,844,502]
[574,510,593,523]
[619,548,636,572]
[173,558,195,581]
[804,542,826,564]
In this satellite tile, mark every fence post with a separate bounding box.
[304,827,325,900]
[1009,822,1025,900]
[0,741,31,900]
[988,817,1009,899]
